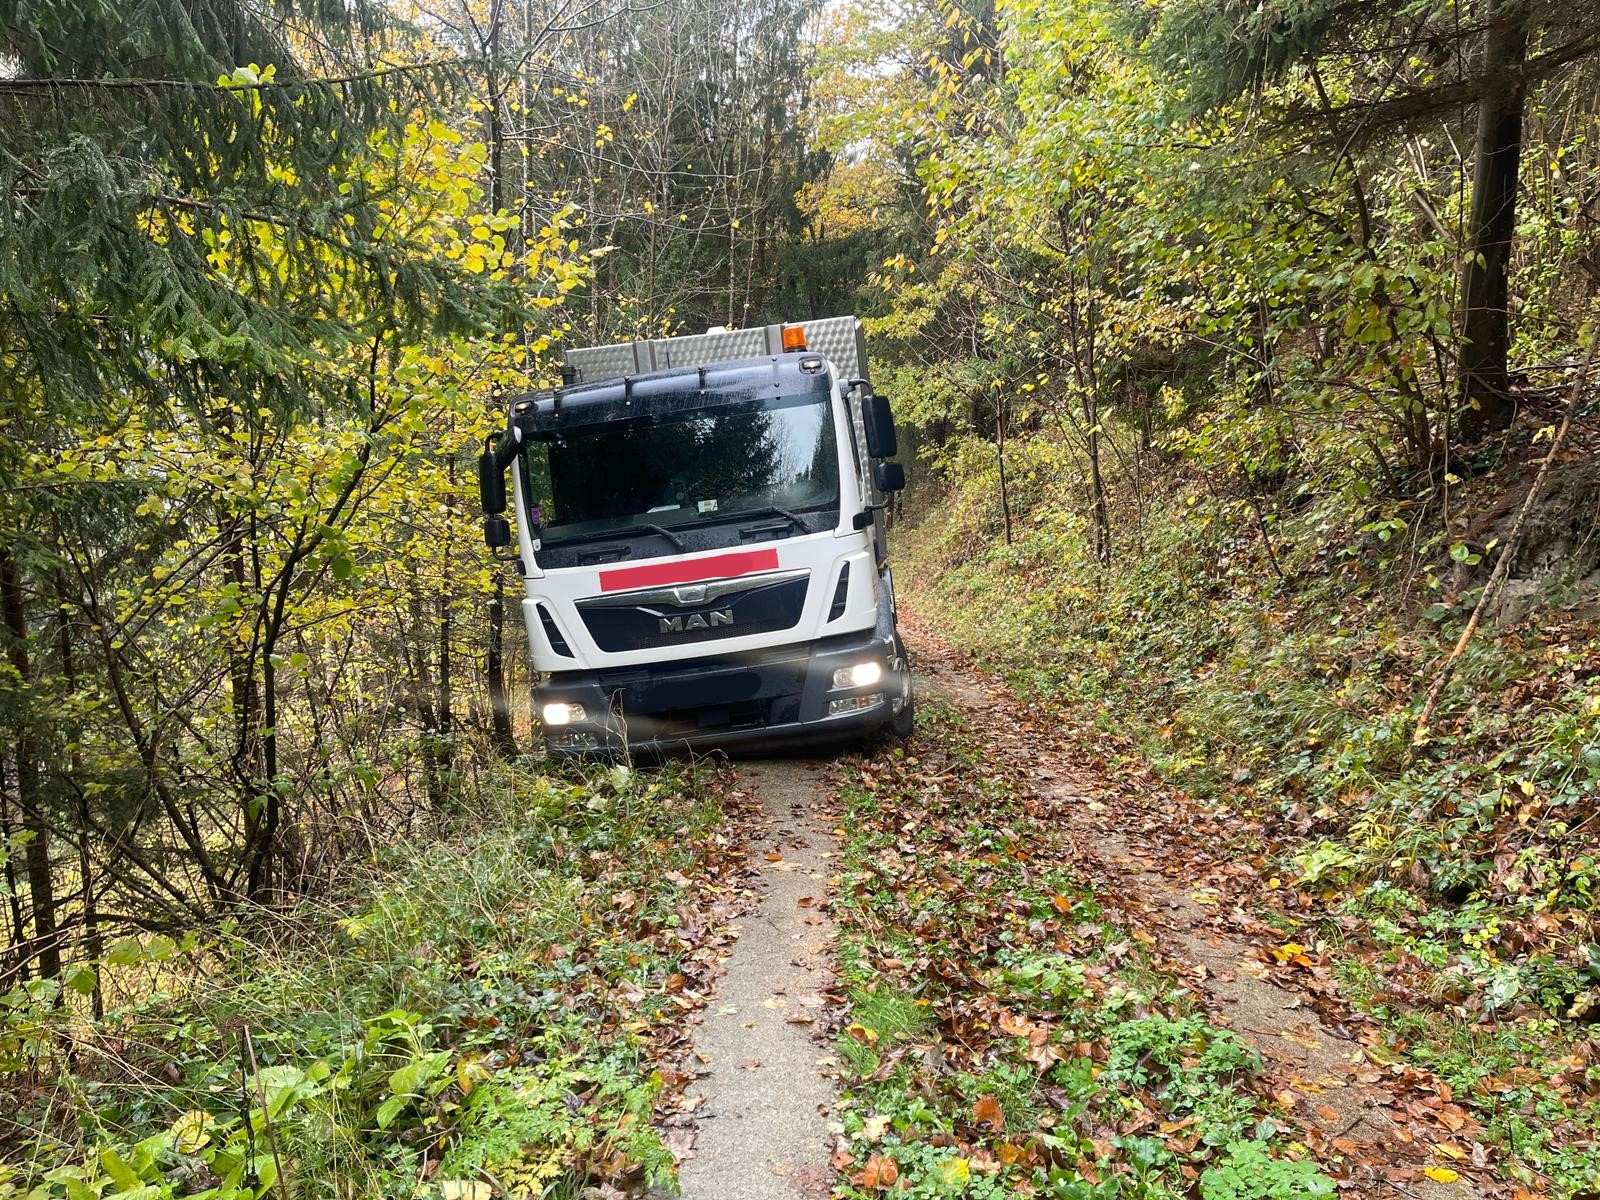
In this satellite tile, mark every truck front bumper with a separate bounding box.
[536,629,901,759]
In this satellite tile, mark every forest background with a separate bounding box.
[4,0,1600,1193]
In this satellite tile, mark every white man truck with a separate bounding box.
[476,315,915,757]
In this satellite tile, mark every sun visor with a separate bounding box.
[509,356,834,436]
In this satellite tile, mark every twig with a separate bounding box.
[1412,321,1599,749]
[1248,494,1287,584]
[243,1026,293,1200]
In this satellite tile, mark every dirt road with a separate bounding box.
[656,759,841,1200]
[653,619,1489,1197]
[904,617,1481,1198]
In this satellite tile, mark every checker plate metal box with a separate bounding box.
[564,316,868,386]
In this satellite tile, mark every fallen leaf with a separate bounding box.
[972,1094,1004,1129]
[855,1152,899,1190]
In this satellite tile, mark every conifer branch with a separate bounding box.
[0,57,468,94]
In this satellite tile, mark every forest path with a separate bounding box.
[660,758,840,1200]
[901,613,1485,1199]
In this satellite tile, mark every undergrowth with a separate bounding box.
[0,761,725,1199]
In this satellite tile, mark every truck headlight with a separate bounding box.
[541,702,586,726]
[832,661,884,689]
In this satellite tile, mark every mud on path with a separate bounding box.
[654,759,841,1200]
[901,612,1487,1198]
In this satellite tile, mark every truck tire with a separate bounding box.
[888,639,916,739]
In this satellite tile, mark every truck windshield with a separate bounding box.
[523,392,839,543]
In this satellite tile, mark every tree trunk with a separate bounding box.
[1,551,61,981]
[1458,0,1530,441]
[1085,391,1111,566]
[487,572,517,756]
[436,582,453,790]
[59,609,103,1015]
[0,760,32,981]
[225,526,262,791]
[246,627,281,901]
[996,398,1013,546]
[482,0,518,762]
[406,577,446,809]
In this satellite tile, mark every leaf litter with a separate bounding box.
[844,617,1499,1197]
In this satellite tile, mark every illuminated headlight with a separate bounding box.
[829,694,882,716]
[832,661,884,689]
[541,701,587,726]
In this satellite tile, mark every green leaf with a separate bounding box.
[64,964,98,995]
[143,935,177,962]
[99,1148,139,1189]
[388,1050,448,1097]
[105,938,145,966]
[374,1094,408,1130]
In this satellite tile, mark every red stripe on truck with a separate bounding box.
[598,548,781,593]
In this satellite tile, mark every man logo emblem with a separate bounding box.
[660,608,734,633]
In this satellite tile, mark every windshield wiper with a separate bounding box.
[554,522,687,552]
[718,506,811,532]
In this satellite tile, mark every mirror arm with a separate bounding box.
[852,504,887,531]
[488,424,523,473]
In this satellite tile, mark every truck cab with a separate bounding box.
[477,316,913,758]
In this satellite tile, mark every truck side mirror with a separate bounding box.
[484,516,512,549]
[874,461,906,493]
[863,393,898,459]
[479,447,507,515]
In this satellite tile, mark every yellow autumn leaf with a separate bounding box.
[170,1109,212,1153]
[937,1157,970,1186]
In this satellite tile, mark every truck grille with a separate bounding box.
[574,569,809,653]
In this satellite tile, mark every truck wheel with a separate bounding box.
[888,641,916,739]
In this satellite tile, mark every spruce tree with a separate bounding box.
[1146,0,1600,444]
[0,0,513,942]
